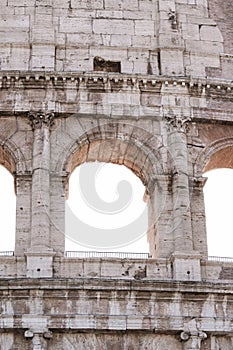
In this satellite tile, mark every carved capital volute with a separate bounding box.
[28,111,55,130]
[180,330,207,349]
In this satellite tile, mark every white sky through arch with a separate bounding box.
[203,168,233,257]
[65,162,148,252]
[0,164,233,257]
[0,165,16,251]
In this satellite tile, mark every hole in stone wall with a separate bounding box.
[157,51,162,75]
[93,56,121,73]
[65,162,149,254]
[147,62,153,75]
[0,165,16,252]
[203,168,233,257]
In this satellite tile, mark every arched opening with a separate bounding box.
[65,162,149,256]
[66,162,149,253]
[203,168,233,257]
[203,145,233,257]
[0,164,16,253]
[62,131,161,257]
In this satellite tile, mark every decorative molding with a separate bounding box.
[165,114,193,132]
[28,111,55,130]
[0,72,233,92]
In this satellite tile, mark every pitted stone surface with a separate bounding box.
[0,0,233,348]
[0,0,228,76]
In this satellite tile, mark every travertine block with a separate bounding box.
[31,45,55,70]
[123,10,152,20]
[185,39,223,54]
[31,27,55,43]
[105,0,139,11]
[7,0,34,5]
[134,20,155,36]
[71,0,104,9]
[200,25,223,42]
[160,49,184,75]
[0,15,29,28]
[26,254,54,278]
[96,10,123,19]
[0,31,29,44]
[181,23,200,40]
[9,47,30,70]
[110,34,131,47]
[131,35,152,48]
[93,19,134,35]
[139,0,155,12]
[59,17,92,33]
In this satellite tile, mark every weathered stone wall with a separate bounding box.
[0,73,232,262]
[208,0,233,54]
[2,255,233,285]
[0,279,233,349]
[0,0,227,77]
[0,0,233,348]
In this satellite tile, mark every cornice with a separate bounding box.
[1,277,233,294]
[0,71,233,93]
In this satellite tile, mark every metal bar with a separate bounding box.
[65,251,150,259]
[0,251,14,256]
[208,256,233,263]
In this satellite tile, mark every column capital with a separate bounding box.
[180,319,207,349]
[28,111,55,130]
[180,330,207,340]
[24,329,52,350]
[180,330,207,350]
[165,114,192,132]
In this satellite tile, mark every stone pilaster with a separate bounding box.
[166,114,193,253]
[189,176,208,258]
[147,175,174,258]
[29,111,54,251]
[166,115,201,280]
[26,111,55,277]
[14,174,32,256]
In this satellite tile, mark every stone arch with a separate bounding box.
[54,121,166,256]
[0,141,18,253]
[0,137,27,175]
[0,145,16,175]
[194,137,233,258]
[59,122,165,195]
[194,137,233,177]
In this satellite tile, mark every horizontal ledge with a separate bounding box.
[0,71,232,90]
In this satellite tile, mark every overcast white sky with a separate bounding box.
[0,164,232,257]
